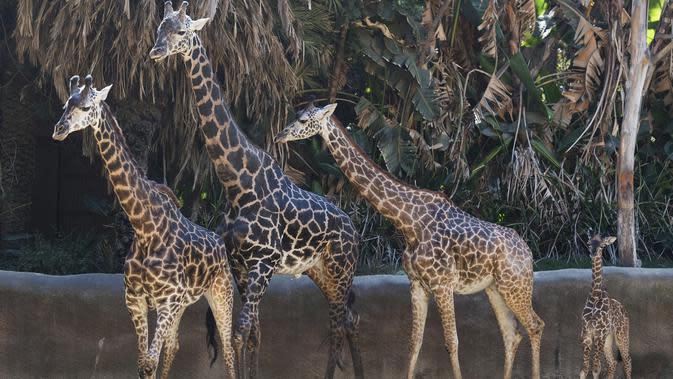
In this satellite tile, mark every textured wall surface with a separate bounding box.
[0,269,672,379]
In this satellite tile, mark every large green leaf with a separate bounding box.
[508,52,549,116]
[375,124,418,176]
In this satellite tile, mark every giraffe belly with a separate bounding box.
[276,251,321,277]
[454,275,494,295]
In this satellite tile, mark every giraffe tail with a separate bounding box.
[205,307,219,366]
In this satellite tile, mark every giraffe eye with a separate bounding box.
[177,30,187,36]
[81,106,91,111]
[299,118,308,124]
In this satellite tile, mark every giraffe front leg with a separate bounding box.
[205,272,236,379]
[159,308,185,379]
[234,261,274,379]
[125,288,149,376]
[433,283,462,379]
[407,280,430,379]
[141,304,182,379]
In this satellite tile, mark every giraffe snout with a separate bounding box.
[149,46,167,61]
[52,122,68,141]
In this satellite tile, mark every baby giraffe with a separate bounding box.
[580,234,631,379]
[53,75,235,379]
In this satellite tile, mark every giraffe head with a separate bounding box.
[52,75,112,141]
[589,234,617,257]
[274,103,338,143]
[149,1,209,61]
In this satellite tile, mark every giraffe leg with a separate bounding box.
[159,308,185,379]
[591,336,603,379]
[140,303,183,379]
[579,327,593,379]
[603,333,617,379]
[344,296,364,379]
[305,256,361,379]
[230,260,260,379]
[407,280,429,379]
[485,286,522,379]
[246,318,261,379]
[205,272,236,379]
[497,281,544,379]
[615,319,632,379]
[125,289,149,376]
[433,284,462,379]
[234,261,274,379]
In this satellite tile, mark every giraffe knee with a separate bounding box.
[138,357,158,379]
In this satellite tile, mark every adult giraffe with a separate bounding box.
[149,3,363,378]
[276,103,545,379]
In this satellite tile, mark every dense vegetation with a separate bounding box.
[2,0,673,274]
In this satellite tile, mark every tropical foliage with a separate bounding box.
[5,0,673,272]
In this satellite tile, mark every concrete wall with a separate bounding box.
[0,269,672,379]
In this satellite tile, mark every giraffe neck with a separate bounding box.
[320,117,437,233]
[95,103,152,233]
[184,35,263,195]
[591,249,604,295]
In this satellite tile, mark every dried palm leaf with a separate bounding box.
[14,0,302,185]
[516,0,536,34]
[478,0,498,58]
[476,72,513,119]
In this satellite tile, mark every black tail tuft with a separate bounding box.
[617,350,623,362]
[347,291,356,308]
[205,307,219,367]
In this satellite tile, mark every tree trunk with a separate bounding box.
[617,0,650,267]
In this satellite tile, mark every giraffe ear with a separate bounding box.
[189,18,210,31]
[96,85,113,101]
[319,103,338,119]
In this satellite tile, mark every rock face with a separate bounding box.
[0,269,672,379]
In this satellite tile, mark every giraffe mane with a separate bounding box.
[329,115,454,204]
[152,181,182,208]
[100,102,182,209]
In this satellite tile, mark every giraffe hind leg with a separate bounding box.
[615,319,632,379]
[485,286,523,379]
[603,333,617,379]
[497,277,544,379]
[205,273,236,379]
[306,238,363,379]
[433,284,462,379]
[344,291,364,379]
[579,326,593,379]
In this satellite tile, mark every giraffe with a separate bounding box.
[580,234,631,379]
[148,3,363,378]
[52,75,235,379]
[275,103,546,379]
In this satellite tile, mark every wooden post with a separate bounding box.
[618,0,650,266]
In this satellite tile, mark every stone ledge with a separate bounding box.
[0,268,671,378]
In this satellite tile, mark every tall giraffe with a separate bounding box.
[276,103,546,379]
[52,75,235,379]
[580,234,631,379]
[149,3,363,378]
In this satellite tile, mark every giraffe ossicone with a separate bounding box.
[53,74,236,379]
[278,102,546,379]
[150,3,364,379]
